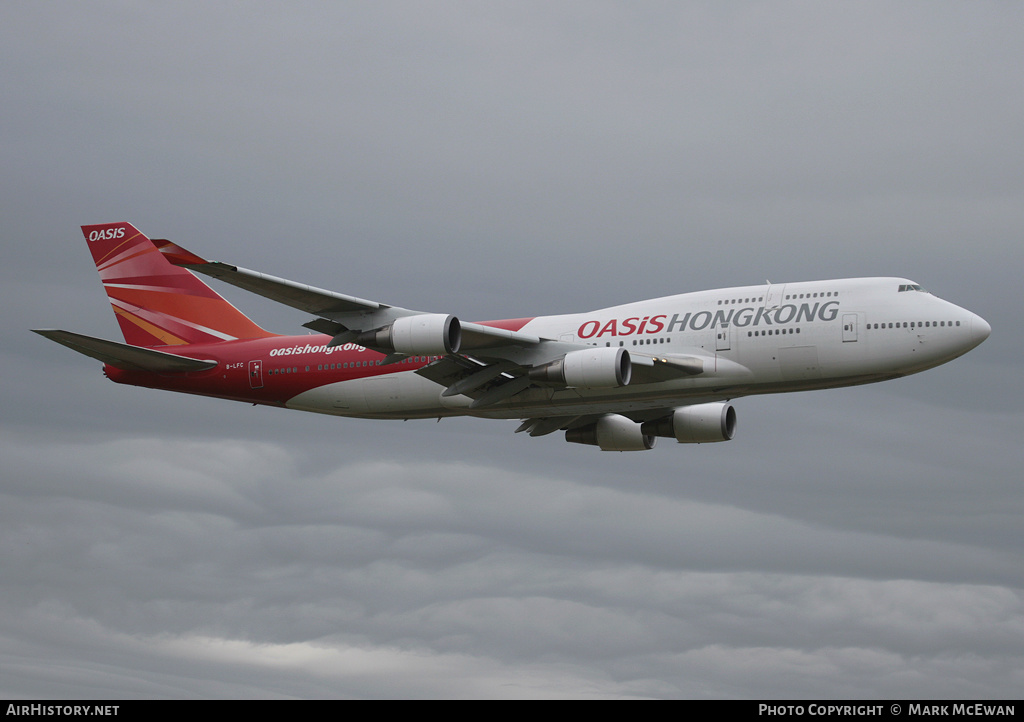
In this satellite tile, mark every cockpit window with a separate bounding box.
[898,284,927,293]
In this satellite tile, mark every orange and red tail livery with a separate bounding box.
[82,222,275,347]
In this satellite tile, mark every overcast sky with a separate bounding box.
[2,1,1022,699]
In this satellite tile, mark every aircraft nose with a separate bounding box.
[970,314,991,346]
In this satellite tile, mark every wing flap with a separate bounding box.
[413,354,480,388]
[414,355,530,408]
[516,416,583,437]
[440,360,519,397]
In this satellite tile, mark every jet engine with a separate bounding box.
[356,314,461,355]
[529,347,631,388]
[565,413,656,451]
[641,402,737,443]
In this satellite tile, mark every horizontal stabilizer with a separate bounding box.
[32,329,217,373]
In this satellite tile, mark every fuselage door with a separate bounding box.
[248,360,264,389]
[765,283,787,309]
[842,314,858,343]
[716,323,732,351]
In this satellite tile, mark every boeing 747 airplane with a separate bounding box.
[34,223,990,451]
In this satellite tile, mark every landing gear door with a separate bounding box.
[248,360,264,389]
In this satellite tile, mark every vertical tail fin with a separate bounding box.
[82,222,276,347]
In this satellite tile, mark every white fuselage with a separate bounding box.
[285,277,990,420]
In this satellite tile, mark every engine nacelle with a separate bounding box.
[356,314,461,355]
[529,347,631,388]
[565,414,656,451]
[641,402,737,444]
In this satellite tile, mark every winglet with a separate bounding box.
[152,238,209,267]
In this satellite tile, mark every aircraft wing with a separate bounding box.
[157,240,709,406]
[155,239,541,351]
[154,239,398,319]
